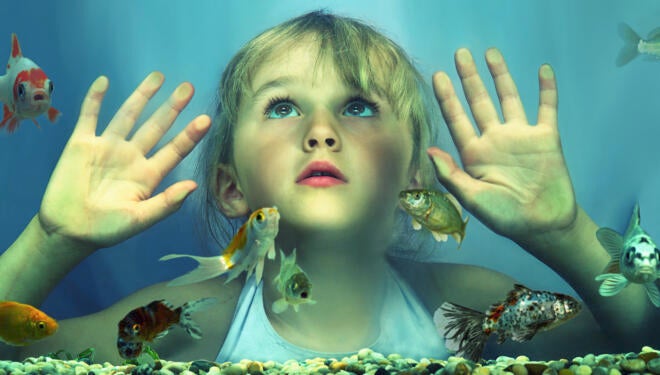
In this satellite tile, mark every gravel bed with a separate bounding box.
[0,346,658,375]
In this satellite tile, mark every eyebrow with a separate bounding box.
[251,76,299,102]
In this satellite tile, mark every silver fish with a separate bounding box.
[616,22,660,67]
[595,202,660,307]
[272,248,316,313]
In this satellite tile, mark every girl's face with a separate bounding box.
[231,40,415,236]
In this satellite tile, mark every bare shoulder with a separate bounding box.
[11,278,243,363]
[391,257,516,312]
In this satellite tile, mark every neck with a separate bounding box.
[261,228,392,352]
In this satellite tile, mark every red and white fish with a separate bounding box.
[0,301,59,346]
[116,298,216,359]
[433,284,581,361]
[0,33,60,133]
[160,206,280,286]
[595,202,660,307]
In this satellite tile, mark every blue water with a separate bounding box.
[1,0,659,321]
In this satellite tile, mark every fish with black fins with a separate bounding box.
[616,22,660,67]
[595,202,660,307]
[433,284,581,361]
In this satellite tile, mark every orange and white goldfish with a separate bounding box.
[272,249,316,314]
[433,284,581,362]
[160,207,280,286]
[117,298,216,359]
[616,23,660,67]
[0,33,60,133]
[595,202,660,307]
[399,189,469,247]
[0,301,58,346]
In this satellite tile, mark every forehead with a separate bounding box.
[249,40,343,95]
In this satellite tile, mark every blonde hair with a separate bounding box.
[196,10,441,253]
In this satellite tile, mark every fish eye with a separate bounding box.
[17,83,26,99]
[37,321,46,330]
[624,247,635,264]
[48,81,54,94]
[131,324,140,333]
[300,291,308,299]
[256,212,264,221]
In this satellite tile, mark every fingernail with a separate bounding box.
[486,48,502,63]
[540,64,554,79]
[92,76,108,92]
[456,48,473,64]
[175,189,192,204]
[175,82,193,99]
[147,71,164,85]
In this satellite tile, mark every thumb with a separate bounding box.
[426,147,474,203]
[137,180,198,228]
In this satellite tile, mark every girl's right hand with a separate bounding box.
[38,72,211,250]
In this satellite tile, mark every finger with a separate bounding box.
[537,64,558,129]
[432,71,477,152]
[72,76,109,138]
[149,114,211,177]
[131,82,195,155]
[454,48,500,132]
[102,72,165,139]
[135,180,198,231]
[427,147,477,205]
[485,48,528,124]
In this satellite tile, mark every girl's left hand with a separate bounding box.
[428,48,577,243]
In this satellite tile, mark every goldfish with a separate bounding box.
[398,189,469,247]
[160,207,280,286]
[433,284,581,361]
[595,202,660,307]
[0,301,58,346]
[116,298,216,359]
[616,23,660,67]
[0,33,60,133]
[272,248,316,314]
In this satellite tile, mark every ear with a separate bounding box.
[214,163,249,218]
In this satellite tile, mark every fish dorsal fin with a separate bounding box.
[444,192,462,216]
[624,202,641,238]
[506,283,531,304]
[647,27,660,40]
[596,227,623,259]
[224,220,249,257]
[10,34,22,59]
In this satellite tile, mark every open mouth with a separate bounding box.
[296,161,347,187]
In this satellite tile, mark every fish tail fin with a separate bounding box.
[594,273,629,296]
[452,216,469,249]
[616,22,641,67]
[433,302,488,361]
[177,297,218,339]
[644,282,660,307]
[159,253,230,286]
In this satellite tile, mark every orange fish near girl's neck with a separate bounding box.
[0,301,58,346]
[0,33,61,133]
[160,206,280,286]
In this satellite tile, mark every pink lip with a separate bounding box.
[296,161,347,187]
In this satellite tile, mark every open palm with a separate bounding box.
[38,73,210,249]
[429,48,576,240]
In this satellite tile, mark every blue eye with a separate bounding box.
[343,98,378,117]
[265,97,300,119]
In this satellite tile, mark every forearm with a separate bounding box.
[514,206,653,344]
[0,215,96,305]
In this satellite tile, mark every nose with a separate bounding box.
[303,111,341,152]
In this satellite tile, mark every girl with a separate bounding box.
[0,11,653,363]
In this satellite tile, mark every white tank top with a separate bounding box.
[216,265,449,362]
